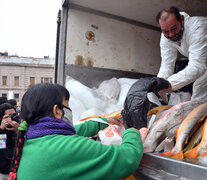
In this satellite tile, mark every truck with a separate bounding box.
[55,0,207,179]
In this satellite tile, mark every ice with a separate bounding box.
[65,76,139,124]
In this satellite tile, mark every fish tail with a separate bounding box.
[159,149,174,157]
[184,145,200,159]
[170,151,184,160]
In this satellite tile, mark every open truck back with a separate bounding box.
[55,0,207,179]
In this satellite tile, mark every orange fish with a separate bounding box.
[184,115,207,159]
[160,102,207,160]
[144,99,206,153]
[79,110,122,122]
[147,105,173,116]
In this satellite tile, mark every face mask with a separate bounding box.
[62,105,73,125]
[16,107,21,113]
[166,25,184,42]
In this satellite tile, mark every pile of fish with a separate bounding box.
[144,99,207,165]
[66,75,207,166]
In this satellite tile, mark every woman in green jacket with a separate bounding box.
[9,83,144,180]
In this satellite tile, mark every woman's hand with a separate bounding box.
[107,117,122,126]
[138,128,149,143]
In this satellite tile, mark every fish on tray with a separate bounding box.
[160,102,207,160]
[143,99,207,153]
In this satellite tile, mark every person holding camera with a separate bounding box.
[0,103,20,180]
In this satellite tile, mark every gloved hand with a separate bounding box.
[121,77,169,130]
[148,77,170,92]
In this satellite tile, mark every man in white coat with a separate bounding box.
[156,6,207,100]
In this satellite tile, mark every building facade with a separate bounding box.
[0,55,55,102]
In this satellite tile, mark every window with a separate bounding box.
[41,77,52,84]
[2,76,7,85]
[41,77,44,84]
[2,93,7,98]
[44,77,49,84]
[50,77,53,83]
[14,76,19,86]
[30,77,35,86]
[14,93,19,102]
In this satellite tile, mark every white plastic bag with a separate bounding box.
[95,78,121,101]
[168,92,191,105]
[98,125,125,145]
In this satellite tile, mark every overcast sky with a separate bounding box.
[0,0,61,58]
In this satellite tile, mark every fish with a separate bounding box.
[160,102,207,160]
[155,137,175,153]
[184,125,202,152]
[79,110,122,122]
[147,105,173,116]
[143,99,207,153]
[147,110,168,130]
[184,115,207,159]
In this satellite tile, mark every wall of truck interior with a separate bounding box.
[65,9,161,75]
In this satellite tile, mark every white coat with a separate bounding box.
[157,12,207,100]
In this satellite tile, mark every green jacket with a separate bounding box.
[17,120,143,180]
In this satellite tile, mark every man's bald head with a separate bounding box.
[156,6,182,24]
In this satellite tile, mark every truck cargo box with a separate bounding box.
[55,1,207,179]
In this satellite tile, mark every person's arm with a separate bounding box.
[167,19,207,91]
[157,35,178,79]
[74,118,108,137]
[74,117,122,137]
[59,128,143,179]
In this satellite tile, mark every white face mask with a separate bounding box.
[62,106,73,126]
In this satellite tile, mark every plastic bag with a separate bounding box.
[168,92,191,105]
[95,78,121,101]
[98,125,125,145]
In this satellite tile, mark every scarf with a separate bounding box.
[26,116,76,139]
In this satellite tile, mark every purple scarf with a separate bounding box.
[26,116,76,139]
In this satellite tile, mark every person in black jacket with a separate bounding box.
[0,103,20,180]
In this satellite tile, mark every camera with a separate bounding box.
[7,113,21,128]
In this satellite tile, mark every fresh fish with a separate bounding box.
[147,110,167,130]
[184,125,202,152]
[143,99,207,153]
[184,114,207,159]
[147,105,173,116]
[79,110,122,122]
[147,106,173,131]
[155,137,175,153]
[160,102,207,160]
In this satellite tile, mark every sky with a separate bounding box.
[0,0,62,58]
